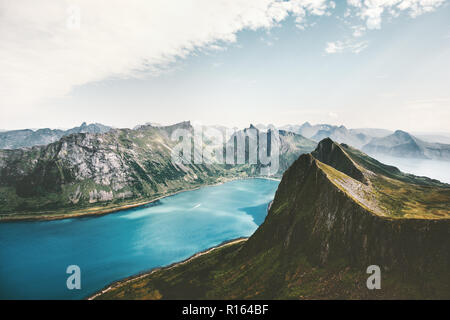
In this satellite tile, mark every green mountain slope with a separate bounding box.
[0,122,239,219]
[95,139,450,300]
[0,122,315,220]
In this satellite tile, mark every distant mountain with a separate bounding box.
[252,123,276,132]
[350,128,392,138]
[227,124,317,176]
[310,125,372,149]
[280,123,450,154]
[280,122,372,149]
[280,121,329,138]
[362,130,450,160]
[95,139,449,300]
[414,133,450,145]
[0,122,112,149]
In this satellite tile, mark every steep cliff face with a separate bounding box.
[229,126,317,176]
[244,153,449,277]
[0,122,316,219]
[311,137,366,183]
[96,138,449,300]
[0,123,236,217]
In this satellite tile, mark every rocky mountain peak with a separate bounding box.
[393,129,413,140]
[312,138,367,184]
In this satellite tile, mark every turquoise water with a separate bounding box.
[0,178,278,300]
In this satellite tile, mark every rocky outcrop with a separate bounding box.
[94,138,450,300]
[245,153,449,278]
[312,138,367,184]
[0,123,231,216]
[0,122,317,217]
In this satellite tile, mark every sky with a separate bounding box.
[1,0,449,132]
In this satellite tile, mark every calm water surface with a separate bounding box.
[0,178,279,299]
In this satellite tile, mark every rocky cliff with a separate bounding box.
[0,123,235,218]
[244,152,449,278]
[0,122,315,219]
[96,138,450,299]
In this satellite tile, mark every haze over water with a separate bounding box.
[369,154,450,184]
[0,179,279,299]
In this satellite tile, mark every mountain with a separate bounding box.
[280,122,372,149]
[226,125,317,176]
[95,139,450,299]
[0,122,316,220]
[413,132,450,144]
[310,125,372,149]
[0,122,242,220]
[350,128,392,138]
[0,122,112,149]
[279,122,327,138]
[362,130,450,160]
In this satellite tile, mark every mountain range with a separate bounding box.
[95,138,450,299]
[279,122,450,161]
[2,121,450,161]
[0,122,317,220]
[0,122,111,149]
[362,130,450,160]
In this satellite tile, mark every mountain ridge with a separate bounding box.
[0,122,317,220]
[95,138,450,300]
[363,130,450,160]
[0,122,112,149]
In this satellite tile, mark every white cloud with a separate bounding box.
[347,0,446,29]
[325,41,342,53]
[325,39,368,54]
[0,0,330,108]
[351,25,366,37]
[347,0,362,8]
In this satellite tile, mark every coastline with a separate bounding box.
[87,237,248,300]
[0,176,280,223]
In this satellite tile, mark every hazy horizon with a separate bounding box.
[3,119,450,137]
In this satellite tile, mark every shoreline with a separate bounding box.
[0,176,280,223]
[87,237,248,300]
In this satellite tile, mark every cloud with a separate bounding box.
[0,0,331,108]
[347,0,446,29]
[325,39,368,54]
[351,25,366,37]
